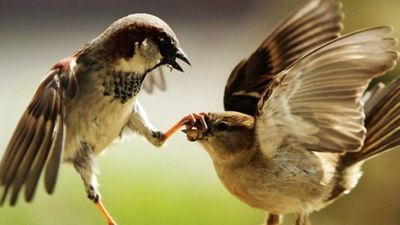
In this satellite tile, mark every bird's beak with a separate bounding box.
[176,48,191,66]
[182,128,206,142]
[168,48,191,72]
[181,113,209,141]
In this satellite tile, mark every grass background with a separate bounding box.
[1,0,400,224]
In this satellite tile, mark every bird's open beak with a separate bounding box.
[168,48,191,72]
[176,48,191,66]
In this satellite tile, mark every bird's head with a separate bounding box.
[183,111,256,166]
[92,13,190,75]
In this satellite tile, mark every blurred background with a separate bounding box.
[1,0,400,224]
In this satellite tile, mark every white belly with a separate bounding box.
[63,79,135,160]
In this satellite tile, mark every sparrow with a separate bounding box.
[177,1,399,225]
[0,13,190,225]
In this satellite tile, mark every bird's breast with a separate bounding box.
[101,70,144,103]
[214,148,339,214]
[63,69,142,159]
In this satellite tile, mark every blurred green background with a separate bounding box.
[1,0,400,224]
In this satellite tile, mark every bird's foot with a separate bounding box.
[85,185,117,224]
[181,112,208,141]
[183,112,208,130]
[162,112,208,141]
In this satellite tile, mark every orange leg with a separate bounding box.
[162,112,208,141]
[95,200,117,225]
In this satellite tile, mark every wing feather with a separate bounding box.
[256,27,398,156]
[224,0,343,115]
[0,59,77,205]
[44,104,65,195]
[24,117,54,201]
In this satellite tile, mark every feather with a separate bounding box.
[224,0,343,116]
[256,27,398,156]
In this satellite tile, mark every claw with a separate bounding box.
[163,112,208,141]
[183,113,208,130]
[181,112,208,141]
[197,112,208,130]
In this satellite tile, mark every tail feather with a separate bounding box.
[346,78,400,164]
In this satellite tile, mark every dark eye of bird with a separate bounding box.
[158,37,168,49]
[216,121,229,131]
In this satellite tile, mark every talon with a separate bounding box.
[196,113,208,130]
[189,112,208,131]
[163,112,208,141]
[189,113,197,126]
[181,112,208,141]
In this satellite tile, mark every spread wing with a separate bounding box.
[256,27,398,156]
[224,0,343,115]
[142,67,166,93]
[0,59,78,205]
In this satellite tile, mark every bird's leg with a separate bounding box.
[125,102,208,145]
[125,101,166,147]
[266,213,282,225]
[162,112,208,141]
[295,212,310,225]
[94,200,117,225]
[75,165,116,225]
[71,145,117,225]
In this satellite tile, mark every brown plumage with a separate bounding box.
[0,61,76,204]
[224,0,343,115]
[346,78,400,164]
[0,13,190,225]
[178,1,400,225]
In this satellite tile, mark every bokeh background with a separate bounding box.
[1,0,400,224]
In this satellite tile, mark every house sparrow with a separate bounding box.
[0,13,190,225]
[178,1,399,225]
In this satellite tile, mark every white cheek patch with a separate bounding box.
[113,39,162,74]
[114,54,150,74]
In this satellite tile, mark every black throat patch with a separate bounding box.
[102,71,145,103]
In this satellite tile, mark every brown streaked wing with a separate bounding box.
[356,78,400,162]
[0,60,78,205]
[224,0,343,116]
[142,67,166,94]
[256,27,398,156]
[44,111,64,195]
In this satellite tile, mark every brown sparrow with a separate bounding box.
[177,1,399,225]
[0,13,190,225]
